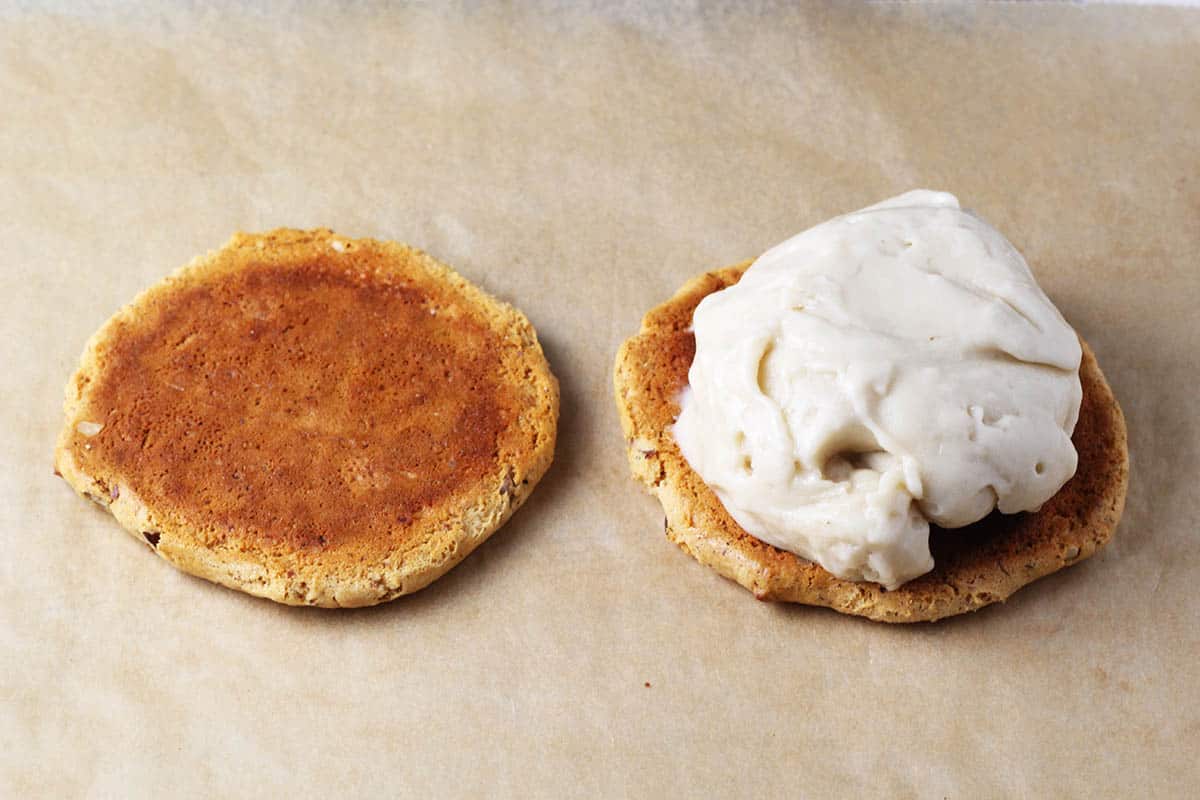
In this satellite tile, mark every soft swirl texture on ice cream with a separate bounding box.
[673,190,1082,589]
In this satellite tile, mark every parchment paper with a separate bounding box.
[3,3,1198,796]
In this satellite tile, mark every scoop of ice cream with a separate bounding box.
[673,190,1082,589]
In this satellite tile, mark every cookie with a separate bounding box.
[56,229,558,607]
[614,263,1127,622]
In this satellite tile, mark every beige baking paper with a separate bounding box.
[2,3,1198,796]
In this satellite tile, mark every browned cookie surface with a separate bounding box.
[614,263,1128,622]
[57,229,558,607]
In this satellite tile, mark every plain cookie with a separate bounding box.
[56,229,558,607]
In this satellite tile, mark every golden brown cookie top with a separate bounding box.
[57,229,558,606]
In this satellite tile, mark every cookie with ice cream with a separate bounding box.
[614,191,1127,621]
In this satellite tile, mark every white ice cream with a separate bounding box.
[673,190,1081,589]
